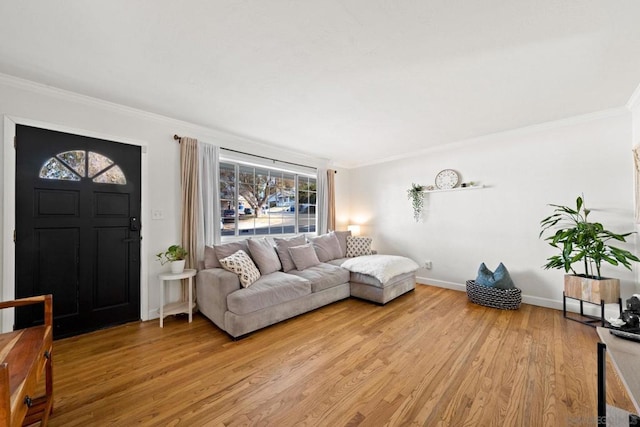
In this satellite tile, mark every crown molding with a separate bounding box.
[627,81,640,111]
[344,107,630,169]
[0,72,330,168]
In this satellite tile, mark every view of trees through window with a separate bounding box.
[220,161,316,236]
[39,150,126,184]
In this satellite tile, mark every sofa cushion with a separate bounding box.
[341,254,419,285]
[310,232,343,262]
[213,240,250,267]
[346,236,373,257]
[333,230,351,258]
[247,238,282,275]
[325,257,349,267]
[350,271,415,289]
[219,250,261,288]
[288,244,321,271]
[289,263,350,292]
[274,235,306,272]
[204,245,219,269]
[226,272,311,315]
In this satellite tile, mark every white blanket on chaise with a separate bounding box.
[341,255,419,285]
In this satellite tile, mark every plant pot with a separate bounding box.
[564,274,620,304]
[170,260,186,274]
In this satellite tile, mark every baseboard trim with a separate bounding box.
[415,276,621,319]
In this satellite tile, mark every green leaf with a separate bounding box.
[538,195,638,276]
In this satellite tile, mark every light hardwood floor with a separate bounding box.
[46,285,634,426]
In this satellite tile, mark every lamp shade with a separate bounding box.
[347,224,361,236]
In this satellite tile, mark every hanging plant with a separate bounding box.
[407,183,425,222]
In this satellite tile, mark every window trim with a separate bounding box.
[219,158,317,240]
[219,148,317,177]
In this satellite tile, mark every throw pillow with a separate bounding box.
[475,262,515,290]
[288,244,321,271]
[274,235,306,272]
[219,250,261,288]
[310,232,343,262]
[346,236,373,257]
[204,245,218,269]
[333,230,351,258]
[247,238,282,275]
[214,240,249,266]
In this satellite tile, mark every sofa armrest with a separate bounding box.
[196,268,241,330]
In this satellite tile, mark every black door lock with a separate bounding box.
[130,217,140,231]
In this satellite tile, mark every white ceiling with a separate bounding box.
[1,1,640,168]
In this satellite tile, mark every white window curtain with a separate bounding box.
[317,167,328,234]
[197,143,220,265]
[327,169,336,231]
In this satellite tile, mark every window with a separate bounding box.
[39,150,126,184]
[219,161,316,237]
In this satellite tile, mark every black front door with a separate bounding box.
[15,125,141,338]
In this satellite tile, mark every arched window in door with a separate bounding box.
[39,150,126,184]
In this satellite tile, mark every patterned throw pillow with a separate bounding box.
[346,236,373,257]
[219,250,261,288]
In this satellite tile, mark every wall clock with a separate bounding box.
[435,169,460,189]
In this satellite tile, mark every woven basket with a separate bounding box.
[466,280,522,310]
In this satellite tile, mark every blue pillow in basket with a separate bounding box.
[476,262,515,290]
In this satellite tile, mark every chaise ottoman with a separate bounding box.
[337,255,419,304]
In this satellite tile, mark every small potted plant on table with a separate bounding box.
[156,244,188,274]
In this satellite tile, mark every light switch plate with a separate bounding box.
[152,209,164,220]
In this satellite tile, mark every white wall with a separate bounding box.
[334,167,351,231]
[0,74,329,329]
[630,84,640,293]
[344,110,637,312]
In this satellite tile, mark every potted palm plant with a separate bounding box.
[156,244,188,274]
[539,196,639,305]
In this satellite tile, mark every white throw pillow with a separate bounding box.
[346,236,373,257]
[219,250,261,288]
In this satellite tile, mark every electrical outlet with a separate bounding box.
[425,260,432,269]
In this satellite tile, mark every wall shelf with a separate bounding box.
[422,184,485,193]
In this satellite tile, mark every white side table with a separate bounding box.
[157,269,197,328]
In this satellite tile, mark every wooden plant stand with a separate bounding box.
[563,274,622,327]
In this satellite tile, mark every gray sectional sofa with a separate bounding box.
[196,231,418,338]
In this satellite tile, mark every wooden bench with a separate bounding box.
[0,295,53,426]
